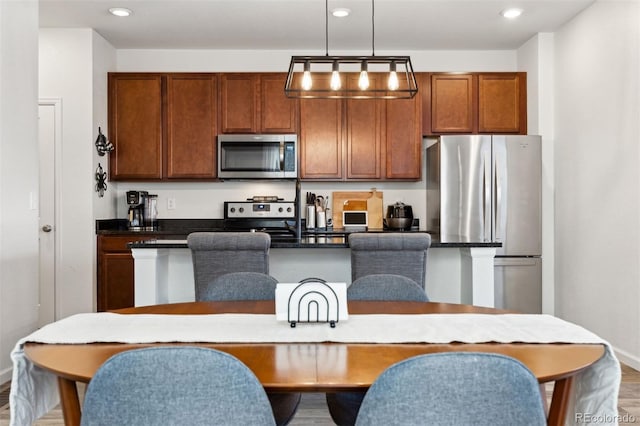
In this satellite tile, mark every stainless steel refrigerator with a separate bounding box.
[426,135,542,313]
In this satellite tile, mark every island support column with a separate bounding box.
[131,248,169,306]
[460,247,497,308]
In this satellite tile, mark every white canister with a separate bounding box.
[316,210,326,229]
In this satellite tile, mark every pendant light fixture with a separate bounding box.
[285,0,418,99]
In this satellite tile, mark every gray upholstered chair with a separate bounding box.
[355,352,547,426]
[347,274,428,302]
[348,233,431,289]
[187,232,270,301]
[80,346,276,426]
[204,271,278,301]
[327,274,429,425]
[190,261,301,425]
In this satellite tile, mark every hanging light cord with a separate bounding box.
[325,0,329,56]
[371,0,375,56]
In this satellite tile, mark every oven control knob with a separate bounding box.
[230,207,236,213]
[239,207,244,213]
[287,207,292,213]
[278,207,283,213]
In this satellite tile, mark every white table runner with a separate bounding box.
[10,313,621,426]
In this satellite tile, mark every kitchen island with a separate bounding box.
[121,226,499,309]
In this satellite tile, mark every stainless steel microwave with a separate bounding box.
[217,134,298,179]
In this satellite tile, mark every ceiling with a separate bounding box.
[39,0,595,51]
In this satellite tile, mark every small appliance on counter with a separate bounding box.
[126,190,158,231]
[384,202,414,231]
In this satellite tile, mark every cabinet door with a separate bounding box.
[220,74,259,133]
[430,73,476,134]
[108,74,163,180]
[97,235,157,311]
[478,73,526,134]
[98,252,135,311]
[346,74,383,179]
[260,74,298,133]
[300,76,343,180]
[385,92,422,179]
[166,74,217,179]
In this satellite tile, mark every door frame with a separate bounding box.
[38,98,63,326]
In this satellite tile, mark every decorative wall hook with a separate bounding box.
[95,163,107,197]
[95,127,114,156]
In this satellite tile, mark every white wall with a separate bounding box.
[554,1,640,369]
[0,0,39,384]
[517,34,556,315]
[116,49,516,72]
[39,29,116,318]
[92,33,118,220]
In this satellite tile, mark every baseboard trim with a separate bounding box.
[0,366,12,386]
[613,346,640,371]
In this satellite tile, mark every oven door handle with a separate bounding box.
[279,142,285,171]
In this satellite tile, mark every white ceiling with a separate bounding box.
[39,0,595,51]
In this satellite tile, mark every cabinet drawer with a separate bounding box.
[98,235,153,252]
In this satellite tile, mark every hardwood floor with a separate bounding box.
[1,363,638,425]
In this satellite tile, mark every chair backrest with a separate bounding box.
[348,233,431,289]
[187,232,270,301]
[203,271,278,301]
[81,346,276,426]
[355,352,546,426]
[347,274,429,302]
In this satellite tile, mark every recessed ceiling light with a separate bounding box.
[109,7,132,17]
[501,8,523,19]
[332,8,351,18]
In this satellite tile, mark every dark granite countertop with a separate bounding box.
[97,219,500,249]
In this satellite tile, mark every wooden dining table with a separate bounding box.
[23,300,605,426]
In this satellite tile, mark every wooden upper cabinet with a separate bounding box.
[478,73,526,134]
[220,74,259,133]
[429,73,476,134]
[166,74,218,179]
[219,73,298,134]
[345,74,383,179]
[260,74,298,133]
[386,90,422,179]
[423,72,527,135]
[300,72,421,181]
[108,74,163,180]
[299,76,343,179]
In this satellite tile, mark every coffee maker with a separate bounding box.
[126,191,148,231]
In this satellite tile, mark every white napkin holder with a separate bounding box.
[276,278,348,327]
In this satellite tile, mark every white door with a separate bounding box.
[38,101,60,327]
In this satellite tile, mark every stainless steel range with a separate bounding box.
[223,196,299,239]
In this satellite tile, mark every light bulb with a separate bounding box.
[301,62,312,90]
[358,62,369,90]
[302,71,312,90]
[388,62,399,91]
[330,62,341,90]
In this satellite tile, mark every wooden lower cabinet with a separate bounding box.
[97,235,155,311]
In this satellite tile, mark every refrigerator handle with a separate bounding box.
[483,151,491,241]
[495,155,502,241]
